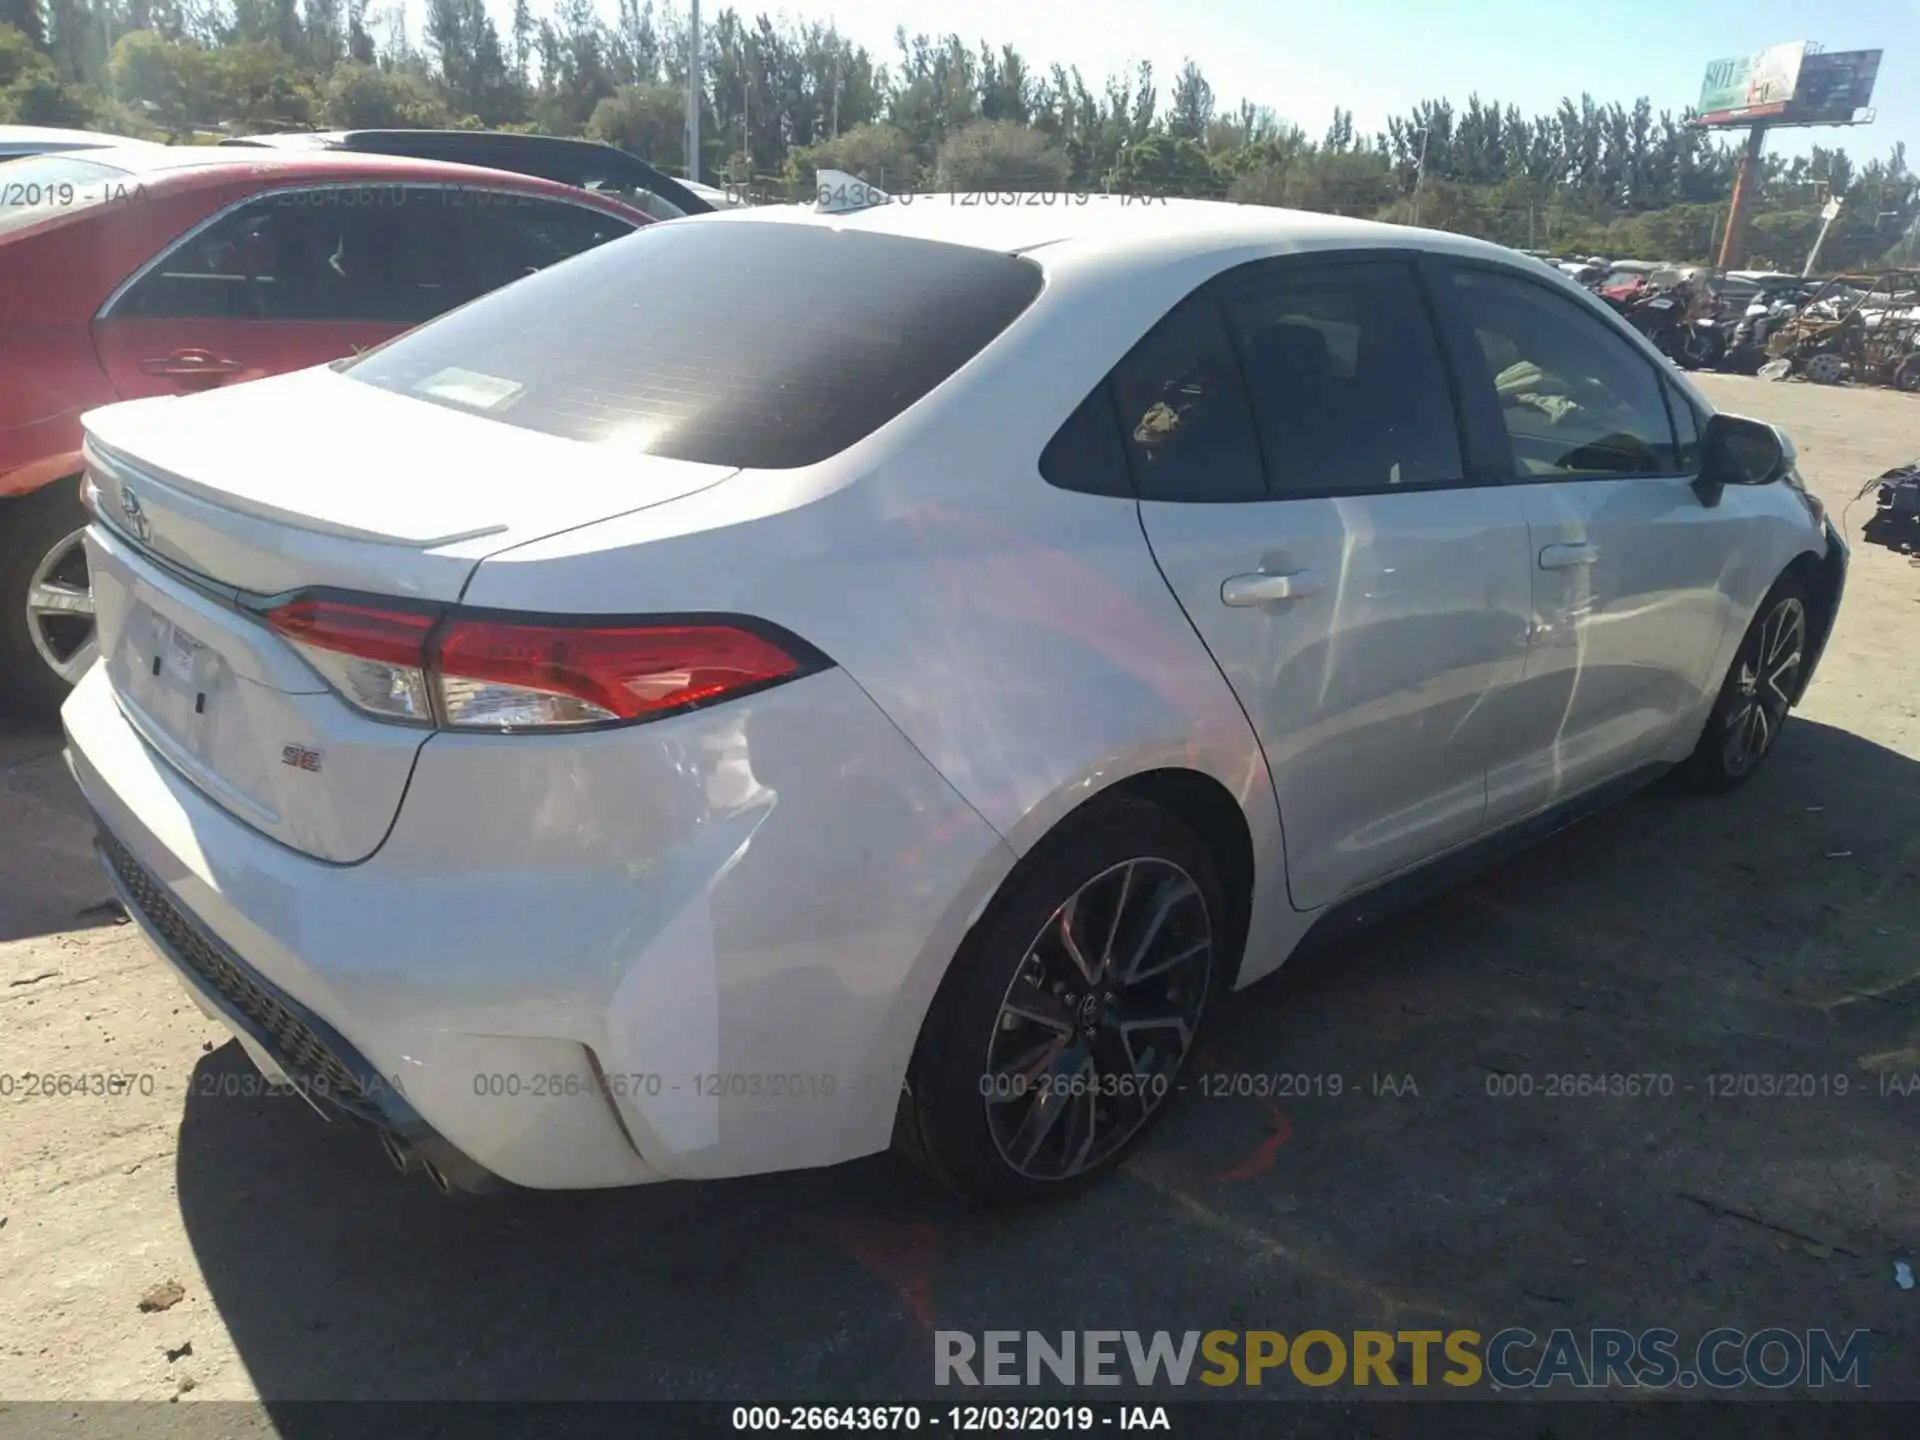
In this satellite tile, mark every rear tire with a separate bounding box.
[0,480,94,719]
[897,796,1227,1205]
[1678,575,1810,794]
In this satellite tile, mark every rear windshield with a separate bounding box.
[0,154,134,238]
[341,219,1046,469]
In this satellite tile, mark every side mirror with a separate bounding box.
[1695,412,1784,507]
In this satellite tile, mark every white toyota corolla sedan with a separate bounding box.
[63,193,1846,1204]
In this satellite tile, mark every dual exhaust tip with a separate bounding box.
[378,1128,453,1196]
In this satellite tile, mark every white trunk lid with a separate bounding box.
[81,366,737,863]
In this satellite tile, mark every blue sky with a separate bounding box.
[556,0,1918,162]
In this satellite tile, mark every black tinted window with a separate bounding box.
[344,221,1045,469]
[1111,290,1266,502]
[1039,386,1131,497]
[1449,267,1678,478]
[459,199,635,293]
[1223,261,1463,495]
[120,186,489,324]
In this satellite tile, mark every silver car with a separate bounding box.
[63,197,1846,1204]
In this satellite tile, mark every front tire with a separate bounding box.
[898,796,1227,1205]
[0,481,95,718]
[1679,576,1810,793]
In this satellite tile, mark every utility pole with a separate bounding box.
[1803,195,1844,276]
[1715,123,1769,270]
[831,27,841,139]
[685,0,703,184]
[1411,128,1430,227]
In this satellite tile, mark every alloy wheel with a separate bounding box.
[1722,596,1804,778]
[25,527,97,686]
[982,858,1211,1181]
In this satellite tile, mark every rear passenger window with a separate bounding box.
[1110,291,1266,502]
[1039,386,1132,497]
[117,188,485,324]
[1221,260,1464,495]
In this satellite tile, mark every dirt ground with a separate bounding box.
[1,375,1916,1418]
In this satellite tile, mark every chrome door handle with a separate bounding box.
[1221,570,1324,606]
[1539,543,1600,570]
[139,349,245,378]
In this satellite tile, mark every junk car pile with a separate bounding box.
[1547,253,1920,390]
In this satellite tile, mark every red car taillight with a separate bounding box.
[433,618,806,729]
[267,597,439,724]
[264,597,817,732]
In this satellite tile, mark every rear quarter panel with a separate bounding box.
[458,245,1311,985]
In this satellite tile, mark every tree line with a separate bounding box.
[3,0,1916,270]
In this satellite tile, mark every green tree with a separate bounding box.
[344,0,373,63]
[1746,209,1824,272]
[933,118,1069,190]
[320,58,452,127]
[586,82,683,167]
[530,0,615,134]
[106,29,205,137]
[1107,133,1220,198]
[1,0,44,49]
[1165,59,1212,142]
[7,65,90,122]
[45,0,103,83]
[887,30,979,163]
[1224,124,1314,206]
[787,119,917,191]
[508,0,533,84]
[1,20,53,86]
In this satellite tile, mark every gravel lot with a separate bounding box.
[1,375,1916,1416]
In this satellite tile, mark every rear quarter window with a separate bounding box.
[341,220,1046,469]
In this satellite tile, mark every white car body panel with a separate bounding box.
[67,658,1015,1185]
[62,198,1841,1189]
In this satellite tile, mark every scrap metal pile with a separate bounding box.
[1862,459,1920,558]
[1545,254,1920,391]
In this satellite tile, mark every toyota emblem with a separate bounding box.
[119,484,151,543]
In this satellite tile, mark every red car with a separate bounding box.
[0,145,651,712]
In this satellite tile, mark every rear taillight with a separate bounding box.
[264,596,817,732]
[434,619,805,729]
[267,597,438,724]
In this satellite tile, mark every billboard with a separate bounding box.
[1784,49,1883,125]
[1698,41,1807,124]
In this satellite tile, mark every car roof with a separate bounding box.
[33,144,643,206]
[700,194,1538,272]
[235,129,624,153]
[0,124,165,156]
[227,129,713,216]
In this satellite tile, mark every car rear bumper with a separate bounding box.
[92,823,504,1193]
[64,662,1013,1191]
